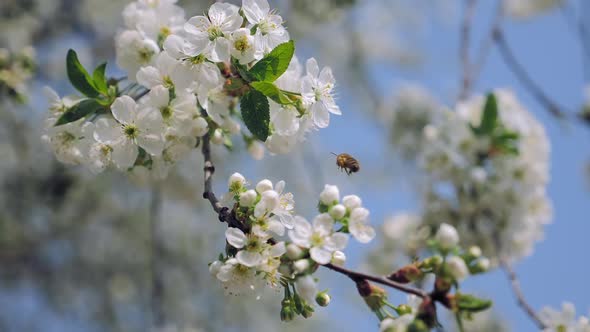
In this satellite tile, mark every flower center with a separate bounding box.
[207,25,223,41]
[160,106,173,120]
[57,131,76,144]
[138,47,155,64]
[100,144,113,157]
[189,54,206,65]
[245,237,263,251]
[162,76,174,89]
[234,36,250,52]
[310,232,324,247]
[123,124,139,139]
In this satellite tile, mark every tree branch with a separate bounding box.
[494,29,567,118]
[458,0,478,101]
[323,263,429,298]
[500,260,546,330]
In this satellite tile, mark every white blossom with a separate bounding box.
[302,58,341,128]
[242,0,290,53]
[349,207,376,244]
[288,214,348,264]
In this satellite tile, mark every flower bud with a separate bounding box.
[388,264,423,284]
[446,256,469,281]
[468,246,482,258]
[315,291,331,307]
[435,223,459,250]
[280,305,294,321]
[472,257,490,274]
[319,184,339,205]
[301,304,314,318]
[293,259,311,273]
[209,260,223,277]
[211,128,224,145]
[248,140,265,160]
[286,243,304,260]
[256,179,273,193]
[342,195,362,210]
[191,117,208,137]
[331,251,346,266]
[239,189,257,207]
[228,172,245,190]
[329,204,346,219]
[420,255,443,270]
[260,190,279,211]
[396,304,412,315]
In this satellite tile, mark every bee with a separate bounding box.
[332,152,360,175]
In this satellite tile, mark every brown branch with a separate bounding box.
[494,29,567,118]
[500,260,546,330]
[458,0,478,101]
[323,263,428,298]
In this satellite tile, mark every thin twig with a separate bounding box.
[500,260,546,330]
[494,29,567,118]
[469,1,504,91]
[323,263,428,298]
[458,0,478,101]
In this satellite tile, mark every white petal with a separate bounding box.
[147,85,170,108]
[306,57,319,78]
[163,34,187,59]
[112,140,138,170]
[209,38,230,63]
[268,241,286,257]
[111,96,137,124]
[311,102,330,128]
[225,228,247,248]
[268,218,285,236]
[310,247,332,265]
[293,216,312,235]
[312,213,334,236]
[136,66,162,88]
[242,0,269,24]
[319,67,335,85]
[236,250,262,267]
[93,118,122,144]
[325,233,349,251]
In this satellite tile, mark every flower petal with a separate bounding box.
[310,246,332,265]
[225,228,247,248]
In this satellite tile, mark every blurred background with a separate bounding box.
[0,0,589,331]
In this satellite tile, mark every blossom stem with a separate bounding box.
[500,260,547,330]
[458,0,478,101]
[323,263,428,298]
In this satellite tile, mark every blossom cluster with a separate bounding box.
[42,0,341,178]
[375,89,551,267]
[418,90,551,264]
[208,173,375,321]
[0,47,35,103]
[539,302,590,332]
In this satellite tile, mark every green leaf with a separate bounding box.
[248,40,295,82]
[55,99,104,126]
[250,81,293,105]
[477,93,498,135]
[241,90,270,141]
[455,293,492,313]
[66,49,100,98]
[92,62,108,93]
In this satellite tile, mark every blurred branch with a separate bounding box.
[149,185,165,328]
[494,29,568,118]
[458,0,478,101]
[500,260,546,330]
[559,2,590,79]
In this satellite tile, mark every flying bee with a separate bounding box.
[331,152,360,175]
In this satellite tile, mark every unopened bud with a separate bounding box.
[239,189,257,207]
[286,243,304,260]
[293,259,311,273]
[420,255,443,270]
[471,257,490,274]
[256,179,273,193]
[315,291,331,307]
[191,117,208,137]
[211,128,224,145]
[356,280,386,311]
[342,195,362,210]
[228,172,245,191]
[435,223,459,250]
[301,304,314,318]
[396,304,412,315]
[319,184,339,205]
[468,246,482,258]
[331,251,346,266]
[388,264,423,284]
[329,204,346,219]
[446,256,469,281]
